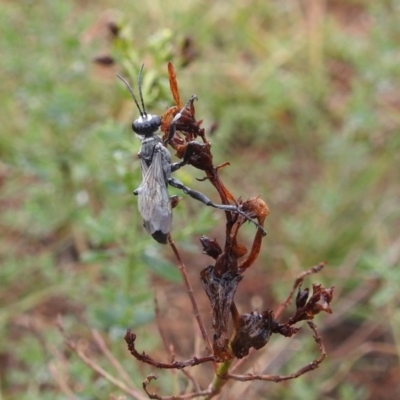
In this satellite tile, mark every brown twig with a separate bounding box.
[177,320,205,393]
[48,358,77,400]
[125,330,214,369]
[90,328,136,388]
[154,296,174,361]
[154,296,183,394]
[180,367,201,394]
[168,234,214,357]
[320,340,398,394]
[26,317,78,399]
[68,340,144,397]
[57,319,147,400]
[143,374,212,400]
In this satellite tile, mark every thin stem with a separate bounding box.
[168,235,214,358]
[143,374,212,400]
[60,334,146,399]
[90,328,136,388]
[205,360,233,399]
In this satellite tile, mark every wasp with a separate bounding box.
[117,65,265,244]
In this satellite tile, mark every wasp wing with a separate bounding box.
[136,150,172,243]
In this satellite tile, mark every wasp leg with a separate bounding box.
[170,159,187,173]
[168,176,266,235]
[169,139,200,173]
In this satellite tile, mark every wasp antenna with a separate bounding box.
[116,73,144,118]
[137,64,147,117]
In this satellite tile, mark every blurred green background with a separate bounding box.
[1,0,399,399]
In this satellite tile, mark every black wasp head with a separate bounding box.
[132,114,161,136]
[117,65,161,137]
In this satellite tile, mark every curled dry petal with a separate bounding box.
[313,285,334,314]
[200,236,222,259]
[296,287,309,309]
[289,284,335,324]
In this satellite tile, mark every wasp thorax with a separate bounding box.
[132,114,161,135]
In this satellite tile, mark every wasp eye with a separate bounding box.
[132,115,161,135]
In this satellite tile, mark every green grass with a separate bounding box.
[1,1,399,399]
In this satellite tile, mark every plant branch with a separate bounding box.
[58,320,147,400]
[91,328,136,388]
[168,234,214,358]
[143,374,212,400]
[125,330,215,369]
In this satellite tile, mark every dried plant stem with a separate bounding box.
[63,338,146,399]
[143,374,212,400]
[48,359,77,400]
[141,359,252,400]
[155,296,198,394]
[125,330,214,369]
[56,318,146,400]
[205,360,233,399]
[154,296,173,360]
[168,234,214,358]
[90,328,136,388]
